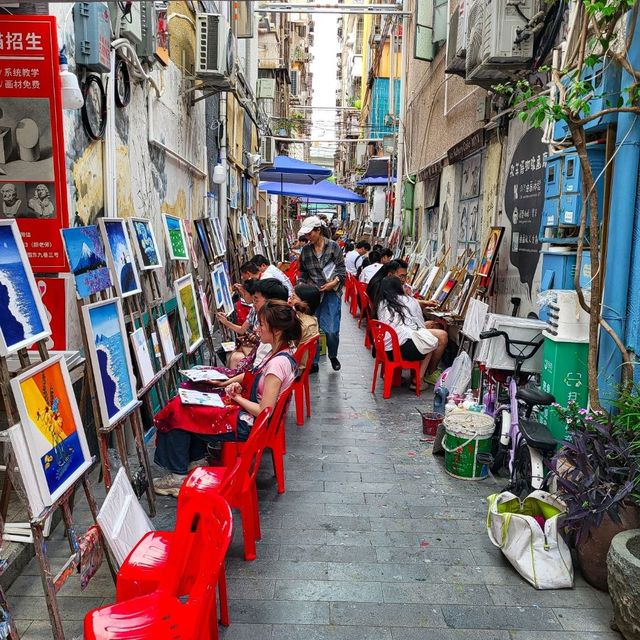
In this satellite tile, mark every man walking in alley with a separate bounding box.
[298,215,346,372]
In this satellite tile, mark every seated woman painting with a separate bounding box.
[154,300,301,497]
[289,283,320,370]
[377,277,437,391]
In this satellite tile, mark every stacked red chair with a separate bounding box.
[369,320,422,399]
[84,491,233,640]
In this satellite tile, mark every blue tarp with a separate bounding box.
[259,155,332,184]
[259,179,366,203]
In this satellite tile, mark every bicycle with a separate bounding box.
[479,328,557,497]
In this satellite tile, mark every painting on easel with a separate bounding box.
[99,219,142,298]
[82,298,138,427]
[174,274,204,354]
[162,214,189,261]
[129,218,163,270]
[0,220,52,356]
[61,225,113,298]
[478,227,505,278]
[10,354,92,505]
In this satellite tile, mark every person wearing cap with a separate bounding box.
[297,215,346,372]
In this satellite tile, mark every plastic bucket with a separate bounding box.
[421,412,444,436]
[442,412,494,480]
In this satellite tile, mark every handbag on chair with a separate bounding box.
[411,328,438,354]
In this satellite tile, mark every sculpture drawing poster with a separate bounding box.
[0,220,51,355]
[61,225,112,298]
[11,354,92,504]
[0,17,71,270]
[82,298,138,427]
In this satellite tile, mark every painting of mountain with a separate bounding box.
[99,219,142,298]
[61,225,112,298]
[0,220,51,356]
[82,298,137,427]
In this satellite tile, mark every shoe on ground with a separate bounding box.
[188,458,207,471]
[153,473,186,497]
[423,369,442,386]
[330,357,341,371]
[309,363,319,374]
[409,381,430,391]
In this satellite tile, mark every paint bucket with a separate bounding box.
[420,411,444,436]
[442,411,494,480]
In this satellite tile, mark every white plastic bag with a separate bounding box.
[445,351,472,396]
[487,490,574,589]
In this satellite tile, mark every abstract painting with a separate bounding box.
[0,220,51,356]
[11,354,92,505]
[129,218,162,270]
[156,314,176,365]
[478,227,505,278]
[99,219,142,298]
[174,274,203,353]
[162,214,189,261]
[82,298,138,427]
[61,225,112,298]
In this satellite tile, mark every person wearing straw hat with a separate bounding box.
[297,215,346,373]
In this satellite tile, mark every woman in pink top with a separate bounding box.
[154,301,301,496]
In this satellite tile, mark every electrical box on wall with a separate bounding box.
[73,2,112,72]
[113,1,142,45]
[136,1,157,61]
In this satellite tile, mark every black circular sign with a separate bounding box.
[504,128,547,295]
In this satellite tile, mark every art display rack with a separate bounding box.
[0,339,112,640]
[75,286,157,518]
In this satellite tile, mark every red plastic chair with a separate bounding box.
[344,273,356,307]
[84,492,233,640]
[114,409,272,627]
[349,275,360,317]
[369,320,422,399]
[357,286,371,329]
[221,385,293,494]
[293,336,319,426]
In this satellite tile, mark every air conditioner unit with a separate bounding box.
[257,78,276,99]
[465,0,535,86]
[445,1,467,77]
[260,136,276,165]
[195,13,237,88]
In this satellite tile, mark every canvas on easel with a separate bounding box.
[174,274,204,354]
[99,218,142,298]
[10,355,92,506]
[162,214,190,261]
[129,218,163,271]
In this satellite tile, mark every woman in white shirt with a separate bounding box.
[377,276,435,389]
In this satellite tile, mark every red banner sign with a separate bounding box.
[0,16,69,271]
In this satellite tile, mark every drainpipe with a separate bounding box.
[219,93,228,236]
[104,48,117,217]
[392,0,408,228]
[598,9,640,401]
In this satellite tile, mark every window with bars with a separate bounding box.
[414,0,447,61]
[355,18,364,55]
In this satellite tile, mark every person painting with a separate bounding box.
[366,259,409,317]
[297,215,346,372]
[252,253,294,296]
[345,240,370,275]
[289,282,320,370]
[154,300,301,496]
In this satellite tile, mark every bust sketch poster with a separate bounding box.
[0,16,69,271]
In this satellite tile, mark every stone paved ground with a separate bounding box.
[7,306,618,639]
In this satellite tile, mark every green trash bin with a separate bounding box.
[539,336,589,442]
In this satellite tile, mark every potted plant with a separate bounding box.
[551,403,640,592]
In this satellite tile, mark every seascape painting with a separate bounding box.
[99,219,142,298]
[0,220,51,356]
[61,225,113,298]
[82,298,138,427]
[129,218,162,270]
[174,274,203,353]
[162,214,189,261]
[11,355,92,505]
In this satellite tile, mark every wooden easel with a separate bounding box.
[0,340,112,640]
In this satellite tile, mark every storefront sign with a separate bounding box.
[447,129,485,165]
[504,128,548,294]
[418,160,442,182]
[0,16,69,271]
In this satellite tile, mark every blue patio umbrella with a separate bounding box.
[259,179,365,203]
[259,155,332,185]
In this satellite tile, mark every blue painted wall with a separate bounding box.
[370,78,400,138]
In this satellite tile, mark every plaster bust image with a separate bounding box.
[28,183,55,218]
[1,183,21,216]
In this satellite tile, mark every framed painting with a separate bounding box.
[156,314,176,365]
[99,219,142,298]
[129,218,162,270]
[174,274,204,353]
[130,327,156,388]
[29,275,72,353]
[61,225,112,298]
[182,219,199,268]
[461,152,482,200]
[210,268,224,310]
[478,227,505,278]
[82,298,138,427]
[193,219,213,264]
[162,214,189,261]
[429,270,451,303]
[207,216,226,257]
[198,284,213,334]
[0,220,52,356]
[238,215,250,248]
[433,276,458,307]
[10,354,92,505]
